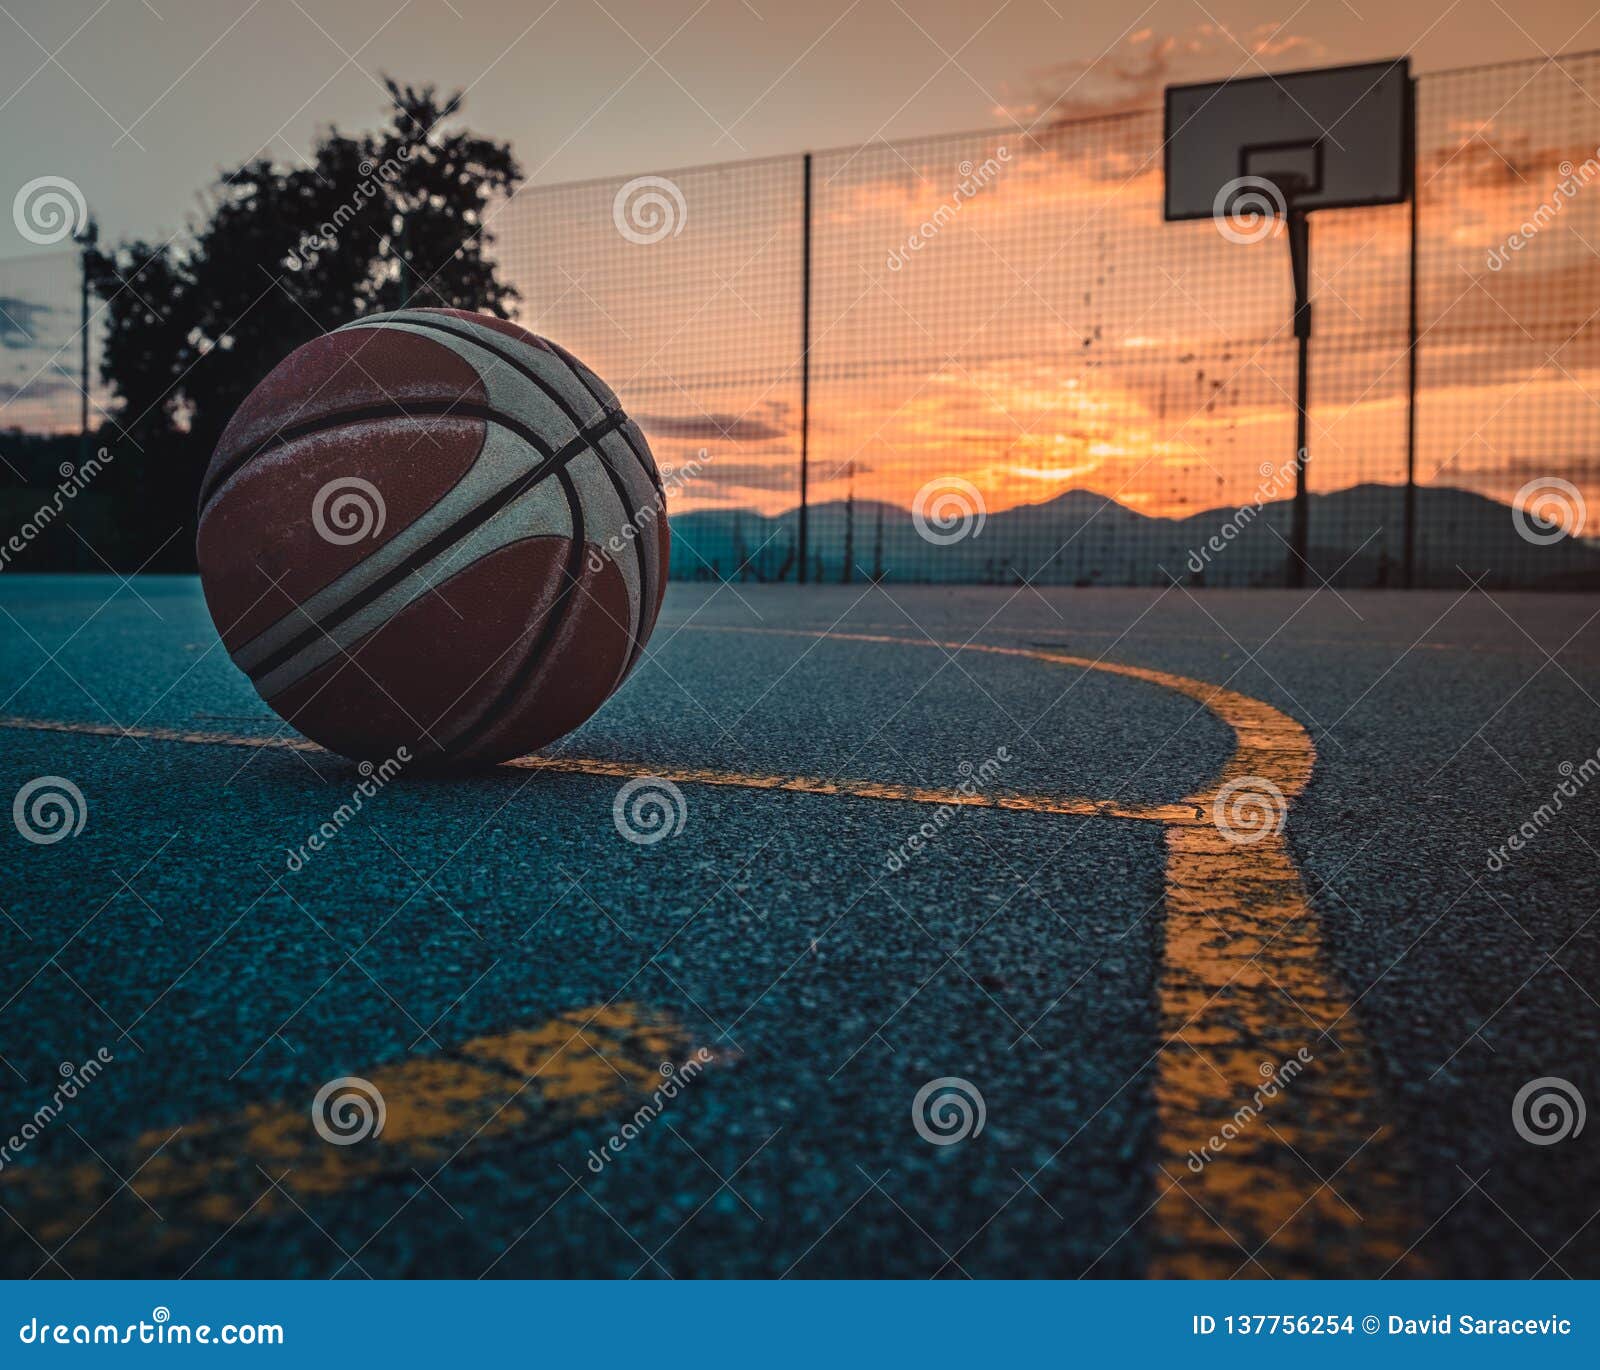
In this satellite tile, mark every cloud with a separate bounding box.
[994,24,1324,125]
[0,375,76,404]
[0,297,50,350]
[673,459,874,491]
[636,408,790,443]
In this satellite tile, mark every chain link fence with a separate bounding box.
[3,52,1597,587]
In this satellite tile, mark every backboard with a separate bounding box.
[1163,59,1412,221]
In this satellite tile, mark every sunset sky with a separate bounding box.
[1,0,1596,531]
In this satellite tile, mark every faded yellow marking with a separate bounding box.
[1,1003,704,1265]
[683,624,1418,1276]
[0,714,1187,822]
[6,623,1416,1275]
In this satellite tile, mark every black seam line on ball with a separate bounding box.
[394,318,657,674]
[392,317,658,512]
[438,464,590,758]
[588,425,662,659]
[546,338,666,503]
[197,400,510,515]
[539,338,662,672]
[245,409,628,685]
[587,437,653,685]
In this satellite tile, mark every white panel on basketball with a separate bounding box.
[596,426,661,530]
[364,312,617,429]
[335,317,588,440]
[233,421,551,673]
[565,448,643,648]
[614,419,665,500]
[254,474,576,700]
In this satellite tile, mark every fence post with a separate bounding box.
[1403,77,1419,590]
[797,152,812,584]
[79,241,90,470]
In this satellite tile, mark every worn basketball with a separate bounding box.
[196,308,668,766]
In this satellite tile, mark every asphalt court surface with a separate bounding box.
[1,575,1597,1278]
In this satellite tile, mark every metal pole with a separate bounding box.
[79,244,90,470]
[797,152,812,585]
[1287,209,1311,590]
[1403,79,1420,590]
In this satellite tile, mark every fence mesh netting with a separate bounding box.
[4,53,1596,587]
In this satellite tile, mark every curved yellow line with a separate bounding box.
[1,624,1417,1276]
[683,624,1418,1277]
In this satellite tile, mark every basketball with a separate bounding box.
[195,308,668,767]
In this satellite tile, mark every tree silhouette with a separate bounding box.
[83,79,522,570]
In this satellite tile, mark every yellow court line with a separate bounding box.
[0,714,1191,823]
[0,1003,706,1268]
[2,625,1417,1275]
[681,624,1419,1277]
